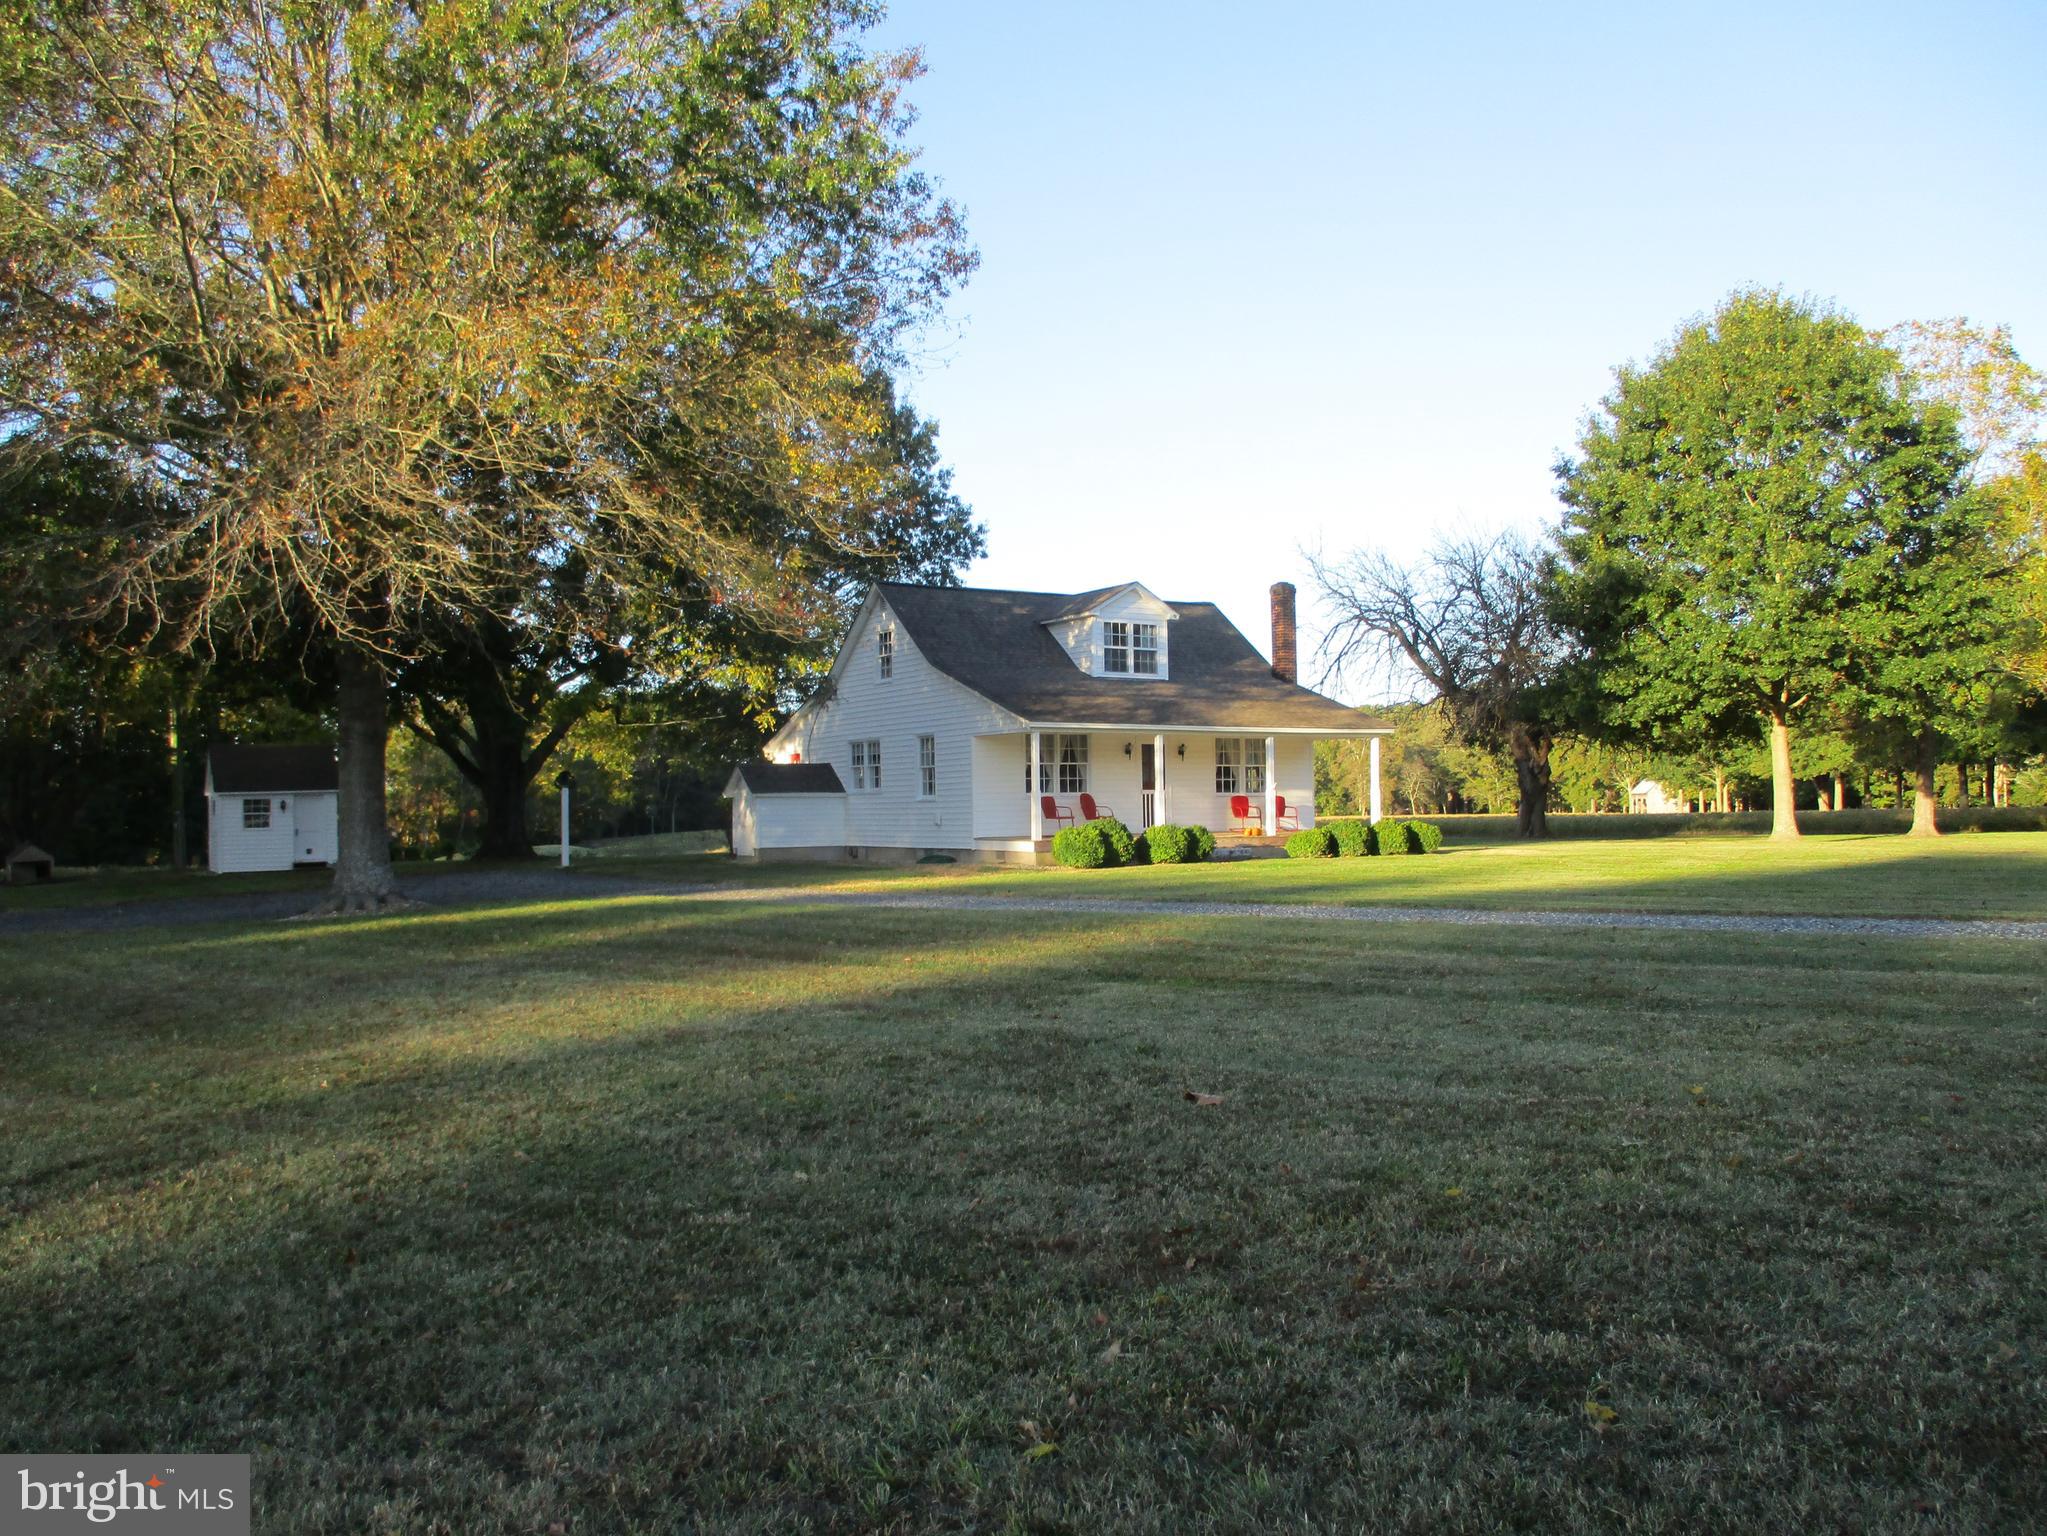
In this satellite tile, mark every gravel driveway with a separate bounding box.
[11,869,2044,943]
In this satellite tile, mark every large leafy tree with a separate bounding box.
[0,0,972,908]
[1548,291,1979,840]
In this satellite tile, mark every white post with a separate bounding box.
[1029,730,1044,842]
[1368,736,1382,825]
[559,779,571,866]
[1264,735,1277,839]
[1154,733,1167,826]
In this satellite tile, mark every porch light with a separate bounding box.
[1176,744,1184,758]
[1123,742,1132,756]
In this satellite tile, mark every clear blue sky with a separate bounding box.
[867,0,2047,699]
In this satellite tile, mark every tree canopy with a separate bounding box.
[0,0,973,904]
[1547,290,1983,839]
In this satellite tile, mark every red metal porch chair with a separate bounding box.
[1228,794,1261,833]
[1078,793,1115,823]
[1040,795,1076,831]
[1273,794,1301,832]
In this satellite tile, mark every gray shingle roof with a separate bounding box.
[209,744,339,793]
[875,583,1388,732]
[729,761,846,795]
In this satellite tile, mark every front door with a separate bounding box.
[1140,744,1157,829]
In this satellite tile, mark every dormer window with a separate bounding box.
[1131,623,1159,675]
[878,622,894,679]
[1102,620,1162,676]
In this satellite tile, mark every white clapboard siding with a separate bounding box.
[208,790,336,872]
[769,596,1024,850]
[732,791,848,857]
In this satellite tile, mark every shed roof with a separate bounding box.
[874,582,1387,732]
[727,761,847,796]
[208,744,339,794]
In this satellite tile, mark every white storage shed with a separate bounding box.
[207,744,341,872]
[724,760,848,859]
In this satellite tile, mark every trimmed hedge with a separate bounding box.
[1187,825,1217,862]
[1373,820,1415,855]
[1141,823,1195,864]
[1285,827,1337,858]
[1090,817,1140,865]
[1329,819,1372,858]
[1409,820,1444,853]
[1050,822,1111,868]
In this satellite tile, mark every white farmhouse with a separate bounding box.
[727,580,1392,862]
[206,744,340,872]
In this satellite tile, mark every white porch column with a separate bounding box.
[1029,730,1044,841]
[1264,735,1277,838]
[1154,733,1167,825]
[1368,735,1383,824]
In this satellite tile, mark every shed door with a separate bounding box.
[291,794,338,865]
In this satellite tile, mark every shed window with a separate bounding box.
[242,797,271,829]
[918,735,937,798]
[1214,738,1265,795]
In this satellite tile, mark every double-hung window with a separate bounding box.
[850,739,882,791]
[1025,734,1088,793]
[242,797,271,829]
[918,735,937,798]
[1214,738,1265,795]
[878,623,895,679]
[1103,621,1130,674]
[1131,623,1160,675]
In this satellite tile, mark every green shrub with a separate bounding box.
[1141,823,1194,864]
[1089,817,1138,865]
[1409,820,1444,853]
[1373,820,1414,855]
[1285,827,1337,858]
[1186,825,1217,862]
[1329,819,1372,857]
[1051,822,1111,868]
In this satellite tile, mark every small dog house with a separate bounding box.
[207,744,340,872]
[6,842,55,884]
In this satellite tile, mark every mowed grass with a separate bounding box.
[591,831,2047,922]
[3,893,2044,1532]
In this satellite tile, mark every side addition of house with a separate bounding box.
[726,580,1392,863]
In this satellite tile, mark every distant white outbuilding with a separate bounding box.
[207,744,340,872]
[1628,778,1690,815]
[723,760,849,860]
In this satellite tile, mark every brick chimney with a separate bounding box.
[1269,581,1298,684]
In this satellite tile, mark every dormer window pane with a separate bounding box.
[1132,623,1159,675]
[1103,621,1130,674]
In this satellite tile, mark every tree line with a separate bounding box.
[1314,293,2045,839]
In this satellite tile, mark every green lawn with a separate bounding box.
[4,885,2042,1531]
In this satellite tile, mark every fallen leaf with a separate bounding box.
[1023,1442,1059,1461]
[1584,1400,1618,1428]
[1100,1339,1122,1362]
[1184,1091,1224,1107]
[1443,1186,1464,1199]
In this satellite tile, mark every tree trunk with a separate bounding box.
[168,704,187,869]
[1767,710,1800,840]
[1510,722,1551,839]
[1908,732,1941,838]
[471,716,540,860]
[1815,777,1832,812]
[1831,770,1846,812]
[328,648,401,912]
[1712,769,1727,814]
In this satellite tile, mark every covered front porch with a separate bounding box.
[969,726,1384,852]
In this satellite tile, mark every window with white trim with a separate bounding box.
[878,623,895,679]
[1214,738,1265,795]
[918,735,937,798]
[850,739,882,791]
[1024,734,1089,794]
[242,797,271,829]
[1103,621,1130,674]
[1131,623,1160,674]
